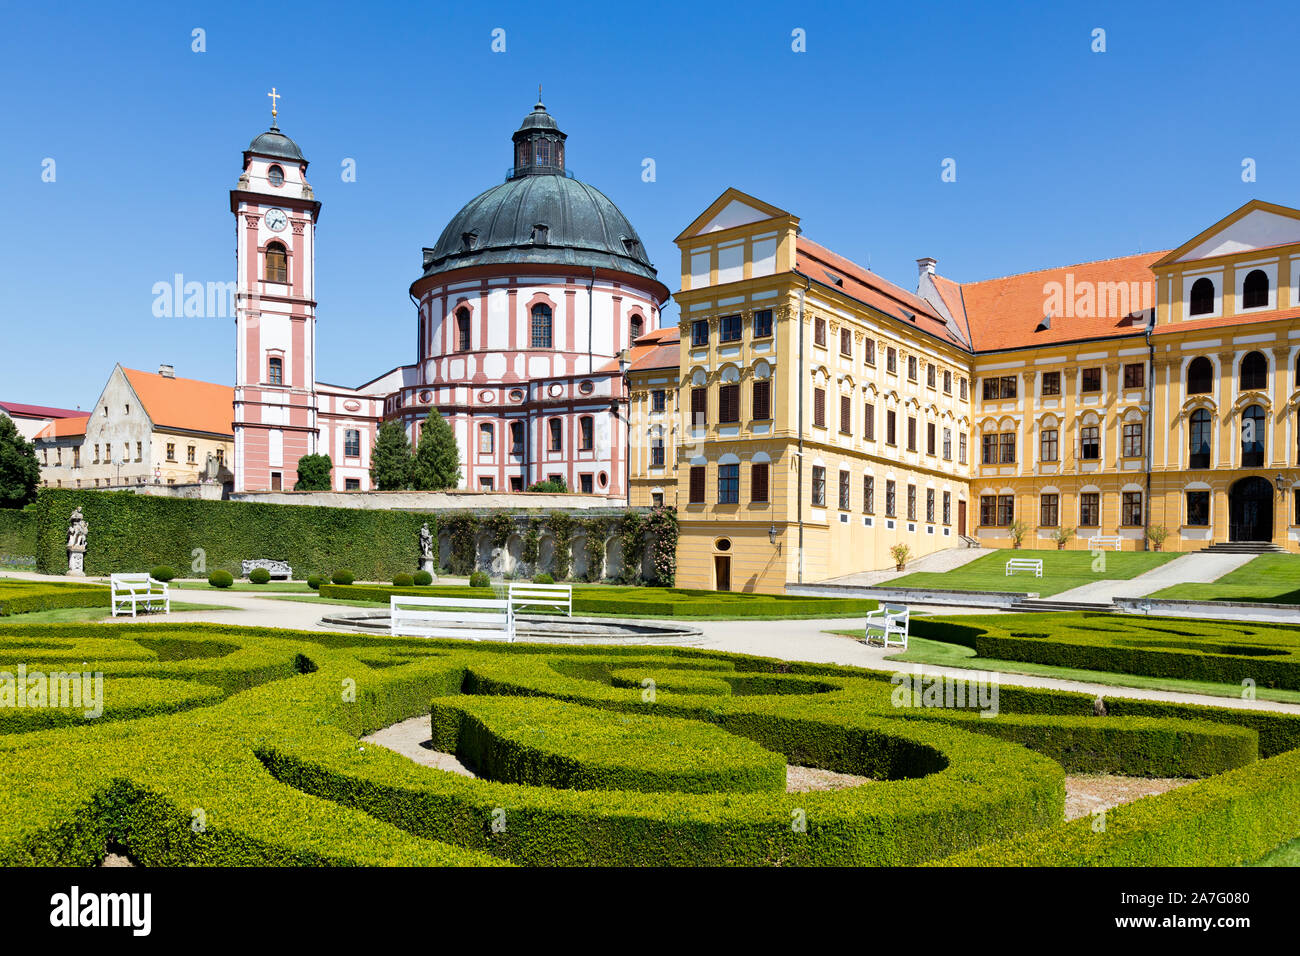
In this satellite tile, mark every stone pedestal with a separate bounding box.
[420,557,437,580]
[67,547,86,577]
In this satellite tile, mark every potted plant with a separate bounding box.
[1146,524,1169,552]
[1051,526,1075,550]
[1008,519,1029,549]
[890,543,911,571]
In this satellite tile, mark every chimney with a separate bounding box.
[916,257,937,278]
[158,364,175,378]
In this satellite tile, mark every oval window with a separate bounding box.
[598,472,608,487]
[267,164,284,187]
[579,380,595,395]
[715,538,732,552]
[509,389,525,402]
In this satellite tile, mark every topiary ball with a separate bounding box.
[331,569,355,586]
[532,572,554,585]
[208,570,234,589]
[306,574,322,590]
[248,567,272,585]
[149,565,176,582]
[393,573,414,587]
[469,571,490,588]
[413,570,433,586]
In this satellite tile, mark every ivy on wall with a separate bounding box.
[578,517,612,583]
[546,512,575,582]
[645,507,679,587]
[443,514,480,575]
[521,518,542,568]
[617,511,647,585]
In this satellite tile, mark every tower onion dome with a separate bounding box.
[244,120,306,164]
[418,101,659,283]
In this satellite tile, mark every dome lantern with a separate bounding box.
[510,99,567,179]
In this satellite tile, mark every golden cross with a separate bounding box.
[267,87,280,120]
[538,83,542,101]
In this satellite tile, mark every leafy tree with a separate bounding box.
[0,414,40,508]
[411,408,461,491]
[293,453,333,491]
[369,421,413,490]
[527,477,567,494]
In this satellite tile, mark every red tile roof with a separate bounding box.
[33,415,90,440]
[1150,307,1300,336]
[599,326,681,374]
[122,368,233,437]
[946,251,1167,352]
[0,401,83,419]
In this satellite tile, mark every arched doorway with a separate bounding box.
[1228,476,1273,542]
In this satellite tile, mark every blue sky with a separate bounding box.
[3,0,1298,406]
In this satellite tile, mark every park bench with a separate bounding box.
[389,595,514,642]
[864,603,909,649]
[110,572,171,617]
[1005,558,1043,577]
[1088,535,1123,551]
[508,582,573,617]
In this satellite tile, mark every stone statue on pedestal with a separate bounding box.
[66,507,88,577]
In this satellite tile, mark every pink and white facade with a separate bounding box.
[232,101,668,496]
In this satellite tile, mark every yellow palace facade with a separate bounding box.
[628,192,1300,592]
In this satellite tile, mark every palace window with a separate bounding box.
[1079,492,1100,527]
[907,483,917,520]
[651,389,666,413]
[943,427,952,460]
[579,416,594,451]
[1040,493,1059,527]
[510,422,524,455]
[907,416,917,452]
[959,433,968,464]
[926,488,936,523]
[864,475,875,514]
[1189,409,1211,468]
[1040,428,1059,462]
[265,242,287,283]
[1187,491,1210,527]
[1187,356,1213,394]
[886,410,897,445]
[864,403,875,441]
[345,429,361,458]
[959,377,968,401]
[719,385,740,424]
[1122,491,1143,527]
[943,369,952,393]
[814,317,827,347]
[886,347,897,374]
[187,445,196,464]
[650,432,665,468]
[908,355,918,381]
[1243,269,1269,309]
[753,309,774,338]
[982,376,1017,400]
[811,466,826,507]
[979,494,1014,527]
[456,308,472,351]
[1189,277,1215,316]
[166,443,176,461]
[1242,404,1266,467]
[1081,367,1101,392]
[942,491,951,525]
[1123,363,1145,389]
[864,339,876,366]
[752,380,771,421]
[839,470,851,510]
[927,422,936,456]
[691,320,709,348]
[982,433,1015,465]
[718,463,739,504]
[689,466,705,503]
[927,363,936,389]
[1041,371,1061,396]
[548,418,563,452]
[1240,350,1267,391]
[629,314,644,341]
[840,328,852,357]
[1080,426,1100,460]
[813,388,826,428]
[479,423,495,454]
[531,304,553,349]
[268,356,283,385]
[719,314,742,343]
[1122,422,1144,458]
[751,462,769,503]
[691,387,707,426]
[840,395,852,435]
[885,480,896,517]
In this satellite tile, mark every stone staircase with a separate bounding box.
[1199,542,1287,555]
[1011,597,1115,614]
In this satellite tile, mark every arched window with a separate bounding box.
[267,164,285,187]
[456,308,472,352]
[579,416,594,451]
[1189,277,1215,316]
[629,314,644,341]
[548,418,563,452]
[1241,404,1266,467]
[1243,269,1269,309]
[344,429,361,458]
[1189,408,1211,469]
[478,423,494,455]
[1240,350,1267,391]
[509,421,524,454]
[267,356,283,385]
[531,304,553,349]
[265,242,287,283]
[1187,356,1213,395]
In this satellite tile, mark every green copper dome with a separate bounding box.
[245,123,305,164]
[418,102,659,283]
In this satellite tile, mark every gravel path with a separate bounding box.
[1064,774,1194,821]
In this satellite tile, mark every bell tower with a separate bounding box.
[230,90,322,492]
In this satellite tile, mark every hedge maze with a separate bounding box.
[0,579,108,617]
[2,620,1299,867]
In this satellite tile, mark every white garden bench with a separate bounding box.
[508,582,573,617]
[1005,558,1043,577]
[389,596,514,642]
[864,604,909,649]
[1088,534,1123,551]
[110,573,170,617]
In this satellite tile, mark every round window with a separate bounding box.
[579,380,595,395]
[267,164,284,187]
[509,389,525,403]
[715,538,732,552]
[598,472,608,487]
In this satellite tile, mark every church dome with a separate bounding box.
[418,102,659,284]
[245,124,305,163]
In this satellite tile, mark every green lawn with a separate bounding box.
[4,601,235,624]
[1249,836,1300,866]
[173,579,314,593]
[831,631,1300,705]
[888,549,1178,597]
[1151,553,1300,604]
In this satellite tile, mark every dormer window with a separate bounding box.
[267,164,284,187]
[461,231,478,251]
[621,235,641,256]
[265,242,288,283]
[531,223,549,245]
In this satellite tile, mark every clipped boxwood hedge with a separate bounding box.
[913,613,1300,690]
[0,579,108,616]
[0,508,37,566]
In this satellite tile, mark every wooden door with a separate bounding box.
[714,555,731,592]
[957,500,967,537]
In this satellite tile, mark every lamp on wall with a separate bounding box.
[768,523,779,545]
[1275,473,1289,494]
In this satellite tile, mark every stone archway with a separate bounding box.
[1228,476,1273,542]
